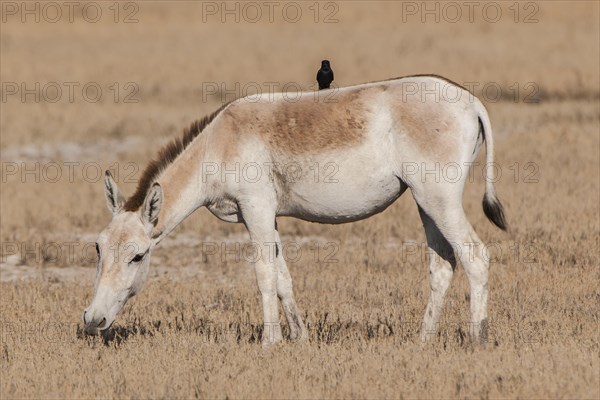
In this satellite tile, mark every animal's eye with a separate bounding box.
[131,253,145,263]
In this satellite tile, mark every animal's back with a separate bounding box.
[218,75,475,156]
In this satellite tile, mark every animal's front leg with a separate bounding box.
[274,230,307,341]
[254,250,283,346]
[240,201,283,346]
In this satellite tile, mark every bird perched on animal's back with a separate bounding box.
[316,60,334,90]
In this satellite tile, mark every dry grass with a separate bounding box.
[1,1,599,399]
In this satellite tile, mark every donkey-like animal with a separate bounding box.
[83,75,507,345]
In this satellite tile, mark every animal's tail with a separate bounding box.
[477,106,508,231]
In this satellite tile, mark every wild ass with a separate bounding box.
[83,75,507,345]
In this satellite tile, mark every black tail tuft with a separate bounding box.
[483,193,508,231]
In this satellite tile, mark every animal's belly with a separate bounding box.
[279,174,406,223]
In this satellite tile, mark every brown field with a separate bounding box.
[1,1,599,398]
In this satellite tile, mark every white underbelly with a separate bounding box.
[277,157,406,223]
[272,121,405,223]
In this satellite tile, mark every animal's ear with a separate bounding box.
[104,171,125,215]
[142,183,162,226]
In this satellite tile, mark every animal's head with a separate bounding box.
[83,171,162,335]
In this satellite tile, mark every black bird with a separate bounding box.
[316,60,334,90]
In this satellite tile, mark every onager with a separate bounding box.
[83,75,507,345]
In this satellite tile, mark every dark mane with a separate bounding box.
[123,103,229,211]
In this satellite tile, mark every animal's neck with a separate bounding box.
[150,135,209,244]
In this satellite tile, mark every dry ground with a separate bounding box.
[1,1,599,399]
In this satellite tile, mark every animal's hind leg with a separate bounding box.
[460,224,490,343]
[418,206,457,342]
[414,193,490,343]
[274,230,307,341]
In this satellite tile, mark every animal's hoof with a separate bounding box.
[290,330,309,343]
[261,338,283,350]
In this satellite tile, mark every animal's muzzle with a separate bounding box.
[83,310,107,335]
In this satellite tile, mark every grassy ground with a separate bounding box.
[1,1,599,398]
